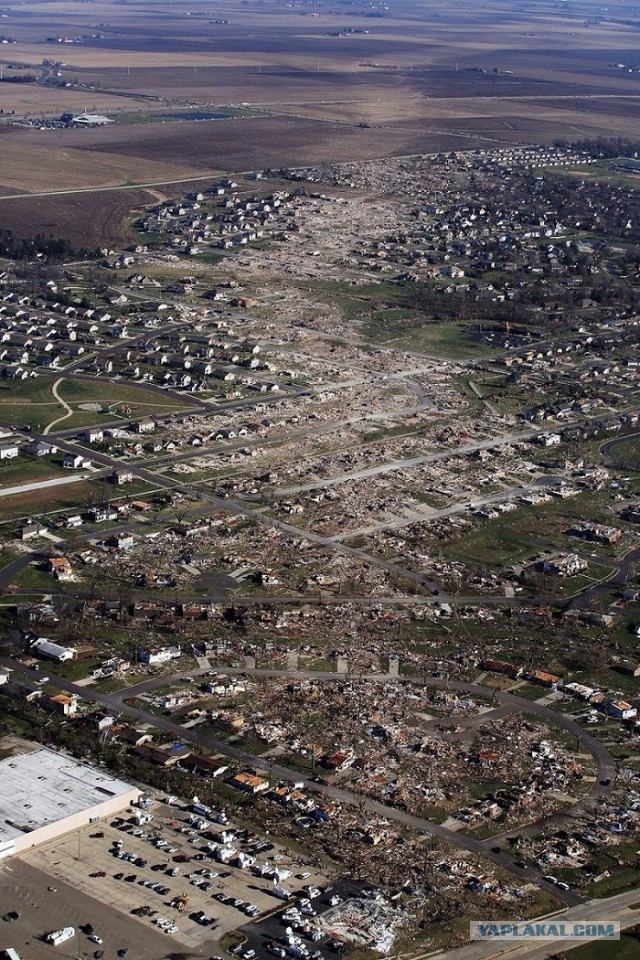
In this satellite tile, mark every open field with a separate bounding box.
[0,454,66,486]
[0,0,638,240]
[0,479,96,523]
[0,376,193,430]
[0,187,157,246]
[0,82,153,117]
[0,136,199,195]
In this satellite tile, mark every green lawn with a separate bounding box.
[587,864,640,899]
[362,316,497,359]
[604,435,640,471]
[437,490,627,587]
[567,933,640,960]
[555,562,618,600]
[56,378,186,408]
[585,667,640,699]
[93,675,129,693]
[53,657,103,681]
[298,277,499,359]
[0,378,62,404]
[0,376,192,432]
[556,158,640,191]
[0,479,96,523]
[440,519,534,568]
[0,548,20,568]
[0,455,67,486]
[10,562,58,590]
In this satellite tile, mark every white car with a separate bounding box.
[89,935,103,944]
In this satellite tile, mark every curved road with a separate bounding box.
[601,430,640,469]
[110,665,616,816]
[0,657,617,908]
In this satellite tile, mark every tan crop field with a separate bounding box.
[0,81,152,116]
[0,136,199,195]
[0,0,638,242]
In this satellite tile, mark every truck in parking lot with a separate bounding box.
[46,927,75,946]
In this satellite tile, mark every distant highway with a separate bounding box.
[0,172,228,202]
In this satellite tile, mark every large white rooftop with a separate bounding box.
[0,748,136,844]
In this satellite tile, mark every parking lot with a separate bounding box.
[237,879,384,960]
[3,794,333,958]
[0,859,177,960]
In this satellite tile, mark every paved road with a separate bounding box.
[0,419,450,597]
[601,430,640,468]
[330,476,557,541]
[109,666,616,817]
[1,397,635,607]
[566,544,640,611]
[0,473,90,498]
[0,552,39,583]
[268,408,640,499]
[403,888,640,960]
[1,657,617,908]
[0,172,228,202]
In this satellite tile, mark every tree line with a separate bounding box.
[0,228,100,262]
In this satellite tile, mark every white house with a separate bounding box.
[135,419,155,434]
[63,453,90,469]
[139,646,181,665]
[27,441,57,457]
[0,443,19,460]
[31,637,76,662]
[606,699,637,720]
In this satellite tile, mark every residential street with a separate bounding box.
[1,656,619,909]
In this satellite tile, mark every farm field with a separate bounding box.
[0,0,638,242]
[1,3,640,956]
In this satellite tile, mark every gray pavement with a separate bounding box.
[416,888,640,960]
